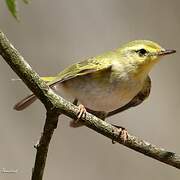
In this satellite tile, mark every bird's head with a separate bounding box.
[118,40,176,77]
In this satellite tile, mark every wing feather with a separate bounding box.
[48,56,113,87]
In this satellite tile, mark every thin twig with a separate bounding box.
[32,111,59,180]
[0,30,180,180]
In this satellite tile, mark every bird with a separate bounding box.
[13,40,176,140]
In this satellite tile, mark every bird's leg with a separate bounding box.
[77,104,87,119]
[69,99,87,128]
[70,100,108,127]
[73,98,78,106]
[71,100,128,142]
[87,108,128,143]
[111,124,128,144]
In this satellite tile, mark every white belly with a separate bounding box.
[54,76,143,112]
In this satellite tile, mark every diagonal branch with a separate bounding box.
[0,30,180,180]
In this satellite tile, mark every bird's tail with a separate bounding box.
[13,76,56,111]
[13,94,37,111]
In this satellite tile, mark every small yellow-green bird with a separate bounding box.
[14,40,176,130]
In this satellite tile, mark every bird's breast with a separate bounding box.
[55,72,144,112]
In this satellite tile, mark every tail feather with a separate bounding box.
[13,94,37,111]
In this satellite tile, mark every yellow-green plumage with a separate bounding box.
[14,40,175,112]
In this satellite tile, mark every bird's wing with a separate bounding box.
[47,55,113,87]
[14,52,114,111]
[107,75,151,117]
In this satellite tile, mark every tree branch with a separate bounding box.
[0,30,180,180]
[32,110,59,180]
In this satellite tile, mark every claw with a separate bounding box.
[119,128,128,142]
[77,104,87,120]
[112,126,128,144]
[70,104,87,128]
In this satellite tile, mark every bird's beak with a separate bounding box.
[157,49,176,56]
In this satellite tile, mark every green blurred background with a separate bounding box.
[0,0,180,179]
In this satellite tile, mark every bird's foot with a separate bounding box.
[112,125,128,144]
[70,104,87,128]
[77,104,87,119]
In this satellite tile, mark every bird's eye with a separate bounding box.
[136,48,147,56]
